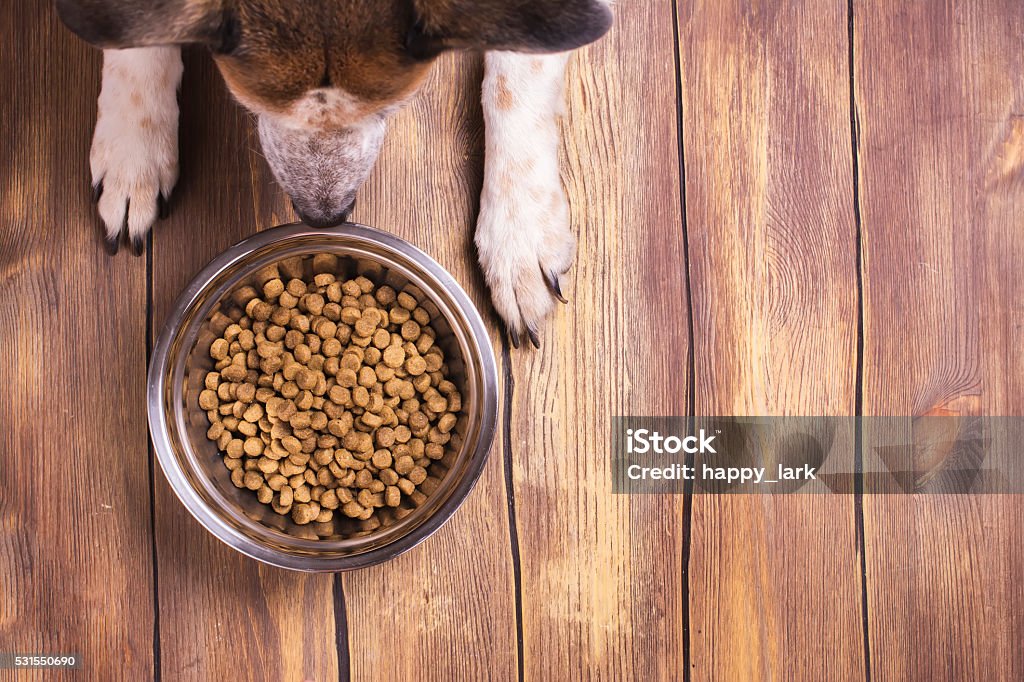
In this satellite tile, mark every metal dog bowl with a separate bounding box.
[148,223,499,571]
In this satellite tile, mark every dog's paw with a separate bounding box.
[476,183,574,349]
[91,48,181,255]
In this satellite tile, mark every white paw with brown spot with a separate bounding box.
[476,173,574,348]
[479,51,575,346]
[90,47,182,253]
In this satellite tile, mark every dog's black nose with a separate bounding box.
[294,199,355,229]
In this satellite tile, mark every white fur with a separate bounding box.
[477,51,574,342]
[91,47,181,243]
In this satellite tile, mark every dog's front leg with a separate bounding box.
[91,47,182,254]
[477,51,574,348]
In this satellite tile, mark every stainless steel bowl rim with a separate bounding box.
[147,222,498,572]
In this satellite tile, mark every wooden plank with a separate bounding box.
[678,1,865,679]
[149,50,338,680]
[508,0,690,677]
[342,53,519,681]
[855,1,1024,678]
[0,3,155,679]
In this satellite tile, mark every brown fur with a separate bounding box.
[216,0,433,117]
[59,0,611,122]
[58,0,611,228]
[494,75,515,111]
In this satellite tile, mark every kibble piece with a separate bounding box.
[394,455,415,475]
[337,368,358,388]
[243,471,264,491]
[382,345,405,368]
[407,466,428,485]
[314,318,337,340]
[400,320,421,341]
[294,484,312,504]
[243,403,263,423]
[263,278,285,300]
[412,307,430,326]
[371,449,393,469]
[357,366,377,387]
[236,383,257,404]
[342,500,366,518]
[292,503,317,525]
[405,355,427,376]
[340,306,361,326]
[304,293,325,316]
[198,389,219,411]
[322,338,342,357]
[437,413,457,433]
[226,439,245,459]
[210,338,230,361]
[397,292,417,311]
[375,427,396,448]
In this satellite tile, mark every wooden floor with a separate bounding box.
[2,1,1023,679]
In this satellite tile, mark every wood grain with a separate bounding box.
[5,1,1023,679]
[855,0,1024,678]
[149,50,338,681]
[342,52,519,682]
[509,0,690,677]
[678,1,865,679]
[0,3,155,680]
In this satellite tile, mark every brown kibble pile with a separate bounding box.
[199,264,462,531]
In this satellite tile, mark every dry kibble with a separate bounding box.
[407,466,428,485]
[201,264,462,537]
[357,366,377,387]
[437,413,457,433]
[198,389,219,411]
[226,439,245,459]
[397,292,417,311]
[337,368,357,387]
[371,449,393,469]
[412,307,430,326]
[405,355,427,376]
[210,338,230,361]
[236,382,257,403]
[382,345,405,368]
[292,503,317,525]
[354,308,380,337]
[243,471,264,491]
[401,320,420,341]
[263,278,285,300]
[394,455,415,475]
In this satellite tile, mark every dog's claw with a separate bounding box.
[527,325,541,349]
[130,235,145,257]
[544,269,568,304]
[103,231,120,256]
[509,328,521,349]
[158,192,170,220]
[92,181,104,203]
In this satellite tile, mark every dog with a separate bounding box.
[55,0,613,347]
